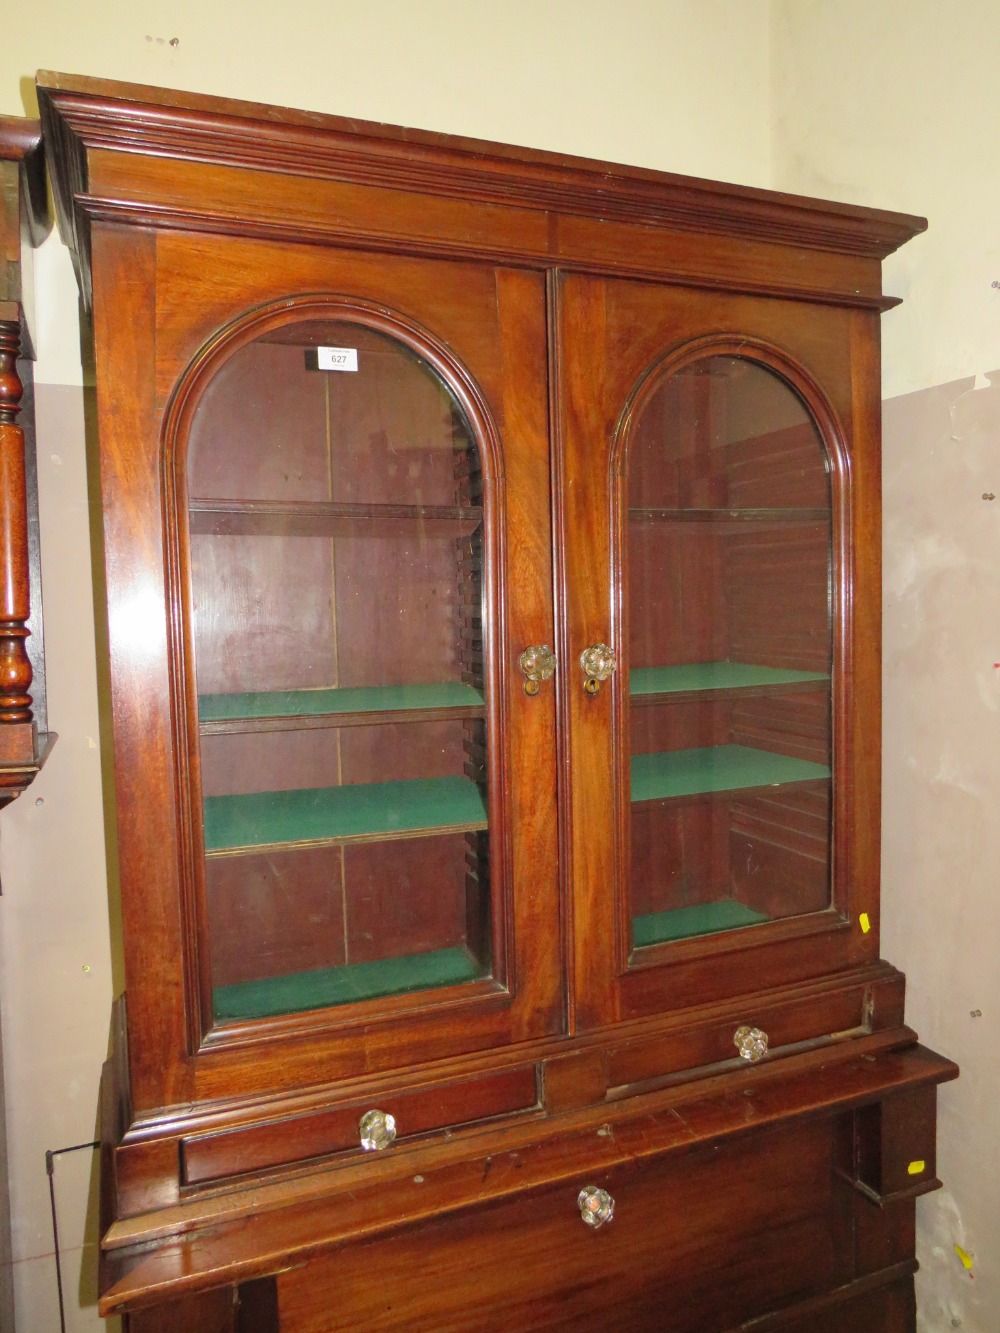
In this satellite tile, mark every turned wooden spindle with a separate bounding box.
[0,319,34,755]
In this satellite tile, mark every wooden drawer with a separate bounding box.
[181,1065,539,1186]
[606,983,870,1095]
[122,1272,916,1333]
[277,1117,852,1332]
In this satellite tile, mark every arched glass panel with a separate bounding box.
[185,318,491,1022]
[626,354,833,950]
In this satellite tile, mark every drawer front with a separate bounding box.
[181,1065,539,1186]
[278,1118,845,1332]
[606,984,869,1094]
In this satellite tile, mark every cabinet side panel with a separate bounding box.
[842,309,882,943]
[91,223,194,1110]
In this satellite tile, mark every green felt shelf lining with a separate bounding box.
[630,663,828,696]
[633,900,770,946]
[203,775,487,854]
[198,663,825,727]
[202,745,825,856]
[199,681,484,722]
[213,946,485,1021]
[631,745,830,803]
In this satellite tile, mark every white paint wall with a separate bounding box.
[1,4,772,1328]
[13,0,775,390]
[771,0,1000,403]
[772,4,1000,1329]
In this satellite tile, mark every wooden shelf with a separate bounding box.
[189,498,482,539]
[203,775,488,857]
[213,945,485,1020]
[629,506,828,526]
[199,682,485,733]
[198,665,825,735]
[633,900,770,947]
[630,662,827,703]
[631,745,830,803]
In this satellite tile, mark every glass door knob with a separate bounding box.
[580,643,616,695]
[734,1025,769,1062]
[578,1185,615,1227]
[519,644,557,695]
[359,1109,397,1151]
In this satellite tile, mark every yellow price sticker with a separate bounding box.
[859,912,872,934]
[907,1159,925,1175]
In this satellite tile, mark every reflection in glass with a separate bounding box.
[186,320,491,1021]
[627,356,833,949]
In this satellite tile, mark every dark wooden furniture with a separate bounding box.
[38,72,956,1332]
[0,117,51,805]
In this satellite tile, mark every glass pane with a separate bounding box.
[627,355,832,949]
[186,319,491,1022]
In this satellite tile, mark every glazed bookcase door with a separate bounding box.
[101,232,561,1103]
[184,316,504,1026]
[556,275,880,1028]
[625,354,833,949]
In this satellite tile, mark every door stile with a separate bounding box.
[551,273,623,1030]
[492,266,563,1038]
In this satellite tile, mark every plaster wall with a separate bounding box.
[772,4,1000,1329]
[0,3,772,1328]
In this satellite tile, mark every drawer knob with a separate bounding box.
[580,643,616,695]
[359,1109,397,1151]
[734,1024,769,1063]
[578,1185,615,1228]
[519,644,557,695]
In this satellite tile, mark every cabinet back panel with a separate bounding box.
[191,533,336,694]
[725,527,831,672]
[205,834,472,987]
[206,845,347,986]
[628,526,725,667]
[630,802,728,915]
[342,836,469,964]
